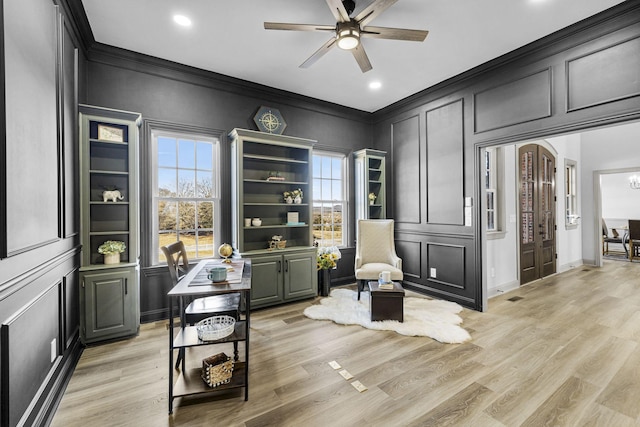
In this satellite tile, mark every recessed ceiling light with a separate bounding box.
[369,81,382,90]
[173,15,192,27]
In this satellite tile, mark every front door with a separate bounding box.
[519,144,556,285]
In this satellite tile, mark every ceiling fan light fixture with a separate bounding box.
[336,24,360,50]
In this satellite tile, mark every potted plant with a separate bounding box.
[368,192,377,205]
[316,246,341,296]
[283,188,303,204]
[98,240,126,265]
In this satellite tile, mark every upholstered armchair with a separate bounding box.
[354,219,403,300]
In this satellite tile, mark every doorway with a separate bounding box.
[518,144,557,284]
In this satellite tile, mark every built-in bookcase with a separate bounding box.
[229,129,317,308]
[79,105,141,344]
[354,149,386,221]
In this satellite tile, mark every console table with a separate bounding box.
[167,258,251,414]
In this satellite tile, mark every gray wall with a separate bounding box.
[0,0,86,425]
[371,2,640,309]
[84,44,372,321]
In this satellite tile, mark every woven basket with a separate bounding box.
[201,352,234,388]
[196,315,236,341]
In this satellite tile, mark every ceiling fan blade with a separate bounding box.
[300,38,337,69]
[264,22,335,32]
[325,0,351,23]
[351,44,372,73]
[354,0,398,26]
[361,26,428,42]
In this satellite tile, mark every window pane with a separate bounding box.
[197,201,214,229]
[196,172,213,198]
[177,169,195,197]
[197,230,214,258]
[179,233,197,260]
[158,168,176,195]
[178,201,196,230]
[196,141,213,170]
[331,157,342,178]
[158,200,177,231]
[178,139,195,169]
[331,180,342,200]
[158,137,176,167]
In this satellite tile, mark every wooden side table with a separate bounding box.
[368,281,404,322]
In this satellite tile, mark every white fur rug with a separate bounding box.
[303,288,471,344]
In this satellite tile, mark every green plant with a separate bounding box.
[283,188,303,199]
[316,246,341,270]
[98,240,126,254]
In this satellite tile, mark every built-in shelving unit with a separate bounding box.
[78,105,141,344]
[230,129,317,308]
[354,149,386,221]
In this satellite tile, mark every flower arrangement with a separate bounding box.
[368,192,377,203]
[317,246,342,270]
[283,188,303,201]
[98,240,126,254]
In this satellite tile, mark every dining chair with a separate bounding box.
[162,241,240,367]
[628,220,640,261]
[602,218,624,255]
[354,219,403,300]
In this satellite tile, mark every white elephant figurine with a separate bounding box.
[103,190,124,202]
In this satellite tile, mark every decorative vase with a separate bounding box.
[104,253,120,265]
[318,269,331,297]
[285,196,293,204]
[369,200,375,205]
[294,196,302,204]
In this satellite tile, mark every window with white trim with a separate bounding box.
[312,151,347,247]
[565,159,578,226]
[485,147,498,232]
[152,130,220,263]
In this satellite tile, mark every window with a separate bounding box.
[312,151,347,247]
[152,130,220,263]
[485,148,498,232]
[565,159,578,226]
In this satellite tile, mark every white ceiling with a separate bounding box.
[81,0,625,113]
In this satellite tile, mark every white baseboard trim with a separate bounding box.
[487,280,520,299]
[557,259,584,273]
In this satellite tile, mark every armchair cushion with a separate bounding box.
[355,262,403,281]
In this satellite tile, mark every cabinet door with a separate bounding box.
[284,251,317,300]
[81,268,137,343]
[248,254,284,308]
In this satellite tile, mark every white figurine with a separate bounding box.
[103,190,124,202]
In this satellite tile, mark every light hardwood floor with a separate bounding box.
[52,260,640,427]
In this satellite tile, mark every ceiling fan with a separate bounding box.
[264,0,429,73]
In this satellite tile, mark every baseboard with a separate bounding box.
[487,280,520,298]
[33,336,83,427]
[558,259,584,273]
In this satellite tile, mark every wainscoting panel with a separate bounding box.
[4,0,61,255]
[1,284,60,427]
[427,242,465,290]
[473,68,552,133]
[391,115,421,224]
[395,239,421,281]
[426,99,464,225]
[567,36,640,112]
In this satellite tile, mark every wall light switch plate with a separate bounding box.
[430,268,437,278]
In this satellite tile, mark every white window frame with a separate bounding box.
[484,147,506,239]
[150,129,221,264]
[312,150,348,248]
[565,158,579,228]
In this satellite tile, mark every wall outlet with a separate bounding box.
[490,267,496,278]
[50,338,57,363]
[430,267,437,278]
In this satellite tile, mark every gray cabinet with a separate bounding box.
[354,149,386,221]
[229,129,317,308]
[80,267,138,343]
[248,249,317,309]
[79,105,141,344]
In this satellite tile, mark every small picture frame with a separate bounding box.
[287,212,299,224]
[98,124,124,142]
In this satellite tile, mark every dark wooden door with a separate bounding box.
[519,144,556,285]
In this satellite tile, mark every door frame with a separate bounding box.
[592,167,640,267]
